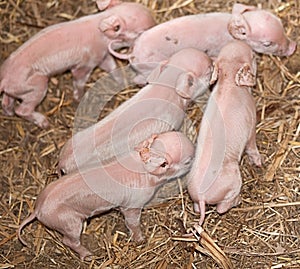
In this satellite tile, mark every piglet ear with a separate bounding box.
[232,3,257,15]
[227,14,250,40]
[96,0,121,11]
[143,151,171,175]
[99,15,121,37]
[175,72,197,99]
[229,3,257,40]
[235,63,256,87]
[210,62,219,85]
[134,134,158,156]
[135,143,171,175]
[146,60,168,83]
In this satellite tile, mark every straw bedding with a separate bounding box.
[0,0,299,268]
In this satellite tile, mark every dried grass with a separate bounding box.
[0,0,299,268]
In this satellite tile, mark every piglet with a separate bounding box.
[18,131,194,260]
[58,48,212,175]
[187,41,262,226]
[0,0,155,128]
[109,3,296,84]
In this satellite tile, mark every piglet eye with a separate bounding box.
[188,76,194,87]
[160,161,168,168]
[183,157,193,165]
[262,41,272,47]
[114,25,120,32]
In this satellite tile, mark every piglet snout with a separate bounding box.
[276,39,297,57]
[286,40,297,56]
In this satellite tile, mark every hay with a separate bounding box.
[0,0,299,268]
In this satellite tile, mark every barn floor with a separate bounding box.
[0,0,299,268]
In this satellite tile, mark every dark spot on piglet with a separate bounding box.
[165,36,178,45]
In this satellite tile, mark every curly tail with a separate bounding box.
[198,200,206,226]
[108,40,132,60]
[17,212,37,246]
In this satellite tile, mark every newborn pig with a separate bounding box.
[58,48,212,175]
[109,3,296,84]
[18,131,195,260]
[0,0,155,128]
[187,41,262,225]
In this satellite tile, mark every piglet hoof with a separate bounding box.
[73,90,84,102]
[36,118,50,129]
[246,148,263,167]
[132,233,145,245]
[78,248,93,262]
[250,154,263,167]
[81,252,94,262]
[28,112,50,129]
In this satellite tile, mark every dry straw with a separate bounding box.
[0,0,299,268]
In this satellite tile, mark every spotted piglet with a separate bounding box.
[109,3,296,84]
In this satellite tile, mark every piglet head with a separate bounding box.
[228,3,297,56]
[147,49,212,99]
[136,132,195,179]
[100,2,155,41]
[210,41,257,87]
[172,49,213,99]
[135,134,173,176]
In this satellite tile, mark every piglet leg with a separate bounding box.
[63,235,92,261]
[245,129,262,167]
[71,66,93,101]
[99,54,123,84]
[120,207,144,243]
[57,211,92,260]
[216,195,241,214]
[15,74,49,128]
